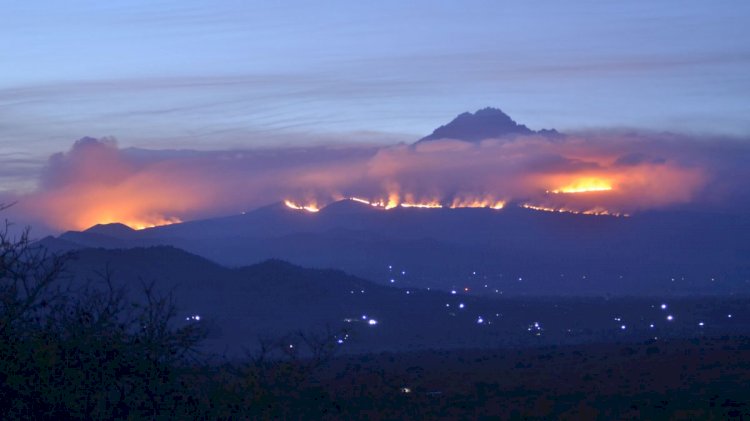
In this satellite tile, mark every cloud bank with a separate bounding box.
[6,131,750,232]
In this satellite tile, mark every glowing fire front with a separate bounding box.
[127,217,183,230]
[449,197,505,209]
[284,200,320,212]
[548,177,613,194]
[84,215,182,231]
[283,195,509,212]
[81,176,622,230]
[400,202,442,209]
[282,177,614,214]
[521,203,628,217]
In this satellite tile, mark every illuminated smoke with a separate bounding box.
[6,131,749,232]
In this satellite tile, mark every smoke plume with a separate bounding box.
[6,131,750,232]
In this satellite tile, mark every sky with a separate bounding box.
[2,1,750,231]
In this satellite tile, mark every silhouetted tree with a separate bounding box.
[0,209,206,418]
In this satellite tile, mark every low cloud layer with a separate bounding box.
[5,131,750,232]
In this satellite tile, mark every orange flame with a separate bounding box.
[29,184,193,231]
[521,203,628,217]
[312,194,508,211]
[548,177,613,194]
[126,217,183,230]
[284,200,320,212]
[369,192,404,209]
[348,197,372,205]
[450,197,506,209]
[385,192,400,209]
[400,202,443,209]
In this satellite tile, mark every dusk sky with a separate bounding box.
[5,2,750,149]
[3,1,750,231]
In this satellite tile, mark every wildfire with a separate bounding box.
[521,203,627,217]
[367,192,438,209]
[47,198,186,231]
[347,196,403,209]
[548,178,613,194]
[126,217,182,230]
[370,200,399,209]
[74,212,182,231]
[347,196,445,209]
[375,192,400,209]
[400,202,443,209]
[296,195,508,211]
[450,197,505,209]
[289,193,627,217]
[349,197,372,205]
[284,200,320,212]
[581,207,628,217]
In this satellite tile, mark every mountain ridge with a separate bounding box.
[41,200,750,296]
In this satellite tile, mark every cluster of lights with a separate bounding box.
[335,332,350,345]
[347,314,379,326]
[341,271,740,343]
[527,322,543,336]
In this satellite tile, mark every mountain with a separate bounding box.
[45,200,750,296]
[83,222,137,238]
[417,107,560,143]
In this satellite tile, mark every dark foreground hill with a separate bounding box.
[11,235,750,418]
[43,245,750,356]
[47,200,750,296]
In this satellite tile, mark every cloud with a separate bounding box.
[4,131,749,232]
[614,152,666,166]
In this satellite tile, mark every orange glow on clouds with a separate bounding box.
[31,182,193,231]
[12,133,725,232]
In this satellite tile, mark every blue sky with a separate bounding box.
[2,1,749,163]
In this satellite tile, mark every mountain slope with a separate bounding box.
[49,201,750,296]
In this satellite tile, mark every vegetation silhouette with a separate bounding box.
[0,209,345,418]
[3,207,750,419]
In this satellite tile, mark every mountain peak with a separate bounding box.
[417,107,559,143]
[83,222,136,237]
